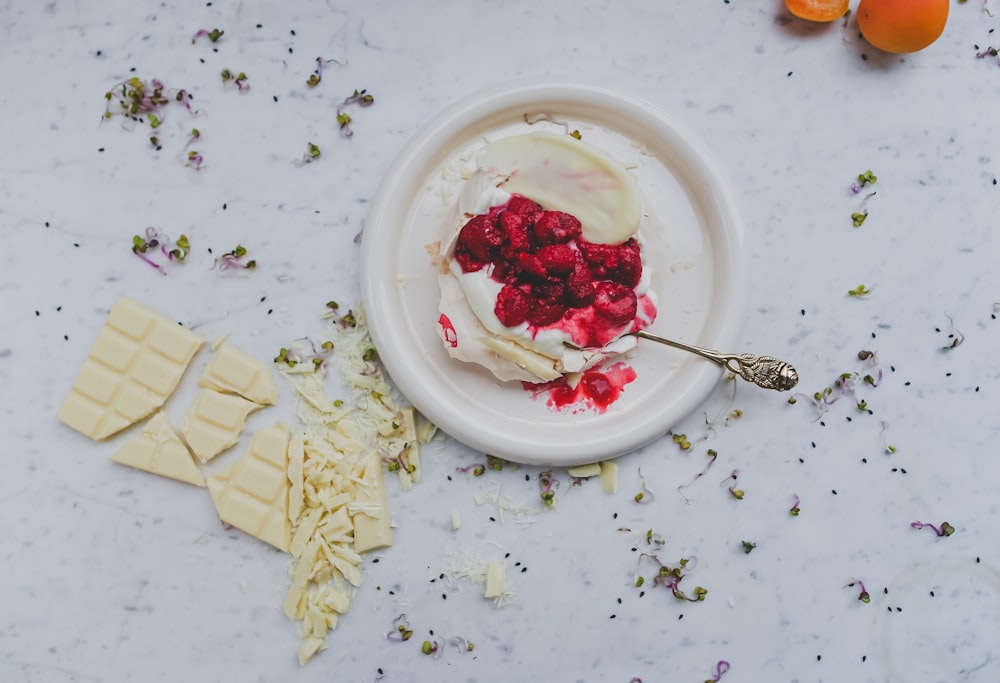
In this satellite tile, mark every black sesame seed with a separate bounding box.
[273,95,278,102]
[609,614,616,619]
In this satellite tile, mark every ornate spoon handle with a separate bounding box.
[635,330,799,392]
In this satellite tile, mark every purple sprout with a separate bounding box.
[192,28,224,44]
[707,660,731,683]
[448,636,474,652]
[539,469,557,508]
[975,46,1000,65]
[336,88,374,138]
[213,244,256,271]
[455,463,486,477]
[306,57,340,87]
[131,227,167,274]
[677,448,720,499]
[911,521,955,537]
[385,614,412,642]
[847,580,871,603]
[790,494,801,516]
[185,150,205,170]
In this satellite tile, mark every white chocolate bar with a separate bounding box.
[58,297,204,441]
[207,423,292,552]
[198,342,279,406]
[178,388,262,463]
[109,411,205,487]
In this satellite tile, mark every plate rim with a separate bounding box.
[360,77,748,465]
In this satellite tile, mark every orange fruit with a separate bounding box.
[857,0,949,53]
[785,0,849,22]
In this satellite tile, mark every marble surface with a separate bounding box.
[3,1,1000,681]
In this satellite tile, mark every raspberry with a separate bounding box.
[495,284,532,327]
[501,219,532,259]
[535,244,576,276]
[533,211,582,245]
[592,281,637,326]
[505,195,542,216]
[578,238,642,287]
[533,278,566,303]
[566,259,595,306]
[526,298,565,326]
[457,214,503,262]
[615,239,643,288]
[515,252,547,280]
[454,244,486,273]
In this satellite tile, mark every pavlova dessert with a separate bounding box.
[436,130,657,383]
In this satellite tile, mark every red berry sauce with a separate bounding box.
[438,313,458,348]
[523,362,637,413]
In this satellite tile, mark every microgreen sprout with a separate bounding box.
[880,419,897,454]
[848,284,872,297]
[214,244,256,271]
[421,638,443,658]
[192,28,224,44]
[790,494,801,516]
[220,69,249,91]
[634,468,655,503]
[677,448,719,500]
[306,57,340,87]
[539,469,557,508]
[293,142,322,166]
[131,228,167,274]
[911,521,955,537]
[741,541,756,554]
[449,636,474,652]
[671,432,691,450]
[486,455,505,471]
[386,614,413,642]
[164,233,190,262]
[850,170,878,194]
[975,45,1000,64]
[847,580,871,603]
[321,301,358,329]
[849,190,877,227]
[941,313,966,351]
[524,112,583,139]
[336,88,375,138]
[720,469,743,499]
[185,150,205,170]
[455,463,486,477]
[705,660,731,683]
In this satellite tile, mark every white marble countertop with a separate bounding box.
[4,1,1000,681]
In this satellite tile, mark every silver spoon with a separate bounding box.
[567,330,799,392]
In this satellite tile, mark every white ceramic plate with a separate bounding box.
[360,79,747,466]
